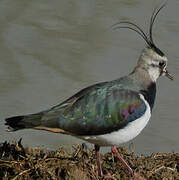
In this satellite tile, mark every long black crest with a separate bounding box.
[112,2,167,56]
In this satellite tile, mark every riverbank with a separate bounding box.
[0,139,178,179]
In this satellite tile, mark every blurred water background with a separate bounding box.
[0,0,178,154]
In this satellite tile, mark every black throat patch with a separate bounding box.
[140,82,156,111]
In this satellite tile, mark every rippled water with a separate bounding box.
[0,0,178,154]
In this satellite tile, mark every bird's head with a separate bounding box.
[112,2,173,82]
[137,46,173,82]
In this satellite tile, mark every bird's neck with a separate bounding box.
[130,63,157,84]
[129,67,157,110]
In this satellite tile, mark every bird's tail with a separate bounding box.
[5,110,67,134]
[5,113,43,131]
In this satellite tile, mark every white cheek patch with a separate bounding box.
[151,60,159,66]
[148,66,160,81]
[147,55,168,81]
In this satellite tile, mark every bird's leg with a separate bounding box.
[95,145,116,180]
[111,146,133,174]
[111,146,146,180]
[95,145,103,177]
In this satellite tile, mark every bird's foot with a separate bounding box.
[99,172,116,180]
[99,171,145,180]
[134,172,147,180]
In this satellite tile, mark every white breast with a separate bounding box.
[79,94,151,146]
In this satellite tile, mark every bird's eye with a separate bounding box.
[159,61,165,67]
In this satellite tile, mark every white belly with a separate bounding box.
[79,94,151,146]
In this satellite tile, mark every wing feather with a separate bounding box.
[58,86,147,136]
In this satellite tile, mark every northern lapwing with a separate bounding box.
[5,3,173,180]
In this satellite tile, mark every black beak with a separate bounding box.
[165,70,174,80]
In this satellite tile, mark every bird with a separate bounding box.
[5,3,173,180]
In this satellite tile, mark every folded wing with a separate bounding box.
[58,86,147,136]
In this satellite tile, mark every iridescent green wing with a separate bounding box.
[56,83,147,136]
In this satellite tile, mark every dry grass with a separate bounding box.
[0,139,178,180]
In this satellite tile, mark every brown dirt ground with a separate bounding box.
[0,139,178,180]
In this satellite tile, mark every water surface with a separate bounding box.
[0,0,179,154]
